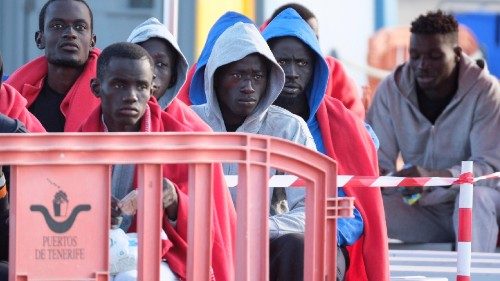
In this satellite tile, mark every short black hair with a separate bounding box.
[39,0,94,32]
[97,42,154,80]
[411,10,458,35]
[270,3,316,22]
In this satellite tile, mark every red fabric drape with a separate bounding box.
[0,83,45,132]
[6,49,101,132]
[317,96,389,281]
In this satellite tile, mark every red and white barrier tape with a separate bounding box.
[225,164,499,281]
[224,172,500,188]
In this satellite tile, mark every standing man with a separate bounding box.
[367,10,500,252]
[7,0,100,132]
[262,8,388,281]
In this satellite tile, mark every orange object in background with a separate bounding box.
[365,25,481,110]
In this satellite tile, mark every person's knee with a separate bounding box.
[278,233,304,249]
[472,187,496,211]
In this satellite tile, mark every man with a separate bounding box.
[261,3,366,120]
[0,52,45,132]
[262,8,388,280]
[177,11,254,106]
[127,17,210,132]
[6,0,100,132]
[367,11,500,252]
[190,22,315,281]
[127,17,186,110]
[80,42,236,280]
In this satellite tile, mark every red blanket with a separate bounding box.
[6,49,101,132]
[324,56,366,120]
[164,97,211,131]
[317,96,389,281]
[0,83,45,132]
[80,100,236,281]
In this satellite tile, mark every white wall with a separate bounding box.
[398,0,440,26]
[263,0,375,88]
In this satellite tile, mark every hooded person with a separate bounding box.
[190,22,317,281]
[259,3,366,120]
[79,42,236,281]
[262,8,389,281]
[177,11,254,106]
[126,17,210,132]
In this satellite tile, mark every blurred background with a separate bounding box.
[1,0,499,94]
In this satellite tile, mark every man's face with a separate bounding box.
[270,37,315,109]
[409,33,459,92]
[37,0,95,67]
[139,38,176,100]
[214,53,268,120]
[92,57,153,132]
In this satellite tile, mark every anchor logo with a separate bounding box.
[30,182,91,234]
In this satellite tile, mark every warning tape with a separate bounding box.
[224,172,500,188]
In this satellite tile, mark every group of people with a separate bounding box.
[0,0,498,280]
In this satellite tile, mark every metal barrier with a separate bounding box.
[0,133,354,281]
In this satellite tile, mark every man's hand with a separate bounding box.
[163,178,178,221]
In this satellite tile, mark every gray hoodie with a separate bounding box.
[127,17,188,109]
[367,54,500,204]
[191,22,316,239]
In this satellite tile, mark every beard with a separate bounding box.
[273,94,296,110]
[48,55,87,68]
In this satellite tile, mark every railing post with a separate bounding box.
[457,161,473,281]
[136,164,163,281]
[187,163,214,281]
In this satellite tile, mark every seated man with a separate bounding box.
[190,21,316,281]
[367,11,500,252]
[262,8,388,280]
[0,52,45,132]
[260,3,365,120]
[127,17,210,132]
[177,11,254,106]
[80,42,236,280]
[7,0,100,132]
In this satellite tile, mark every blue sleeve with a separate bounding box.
[364,122,380,150]
[337,188,364,246]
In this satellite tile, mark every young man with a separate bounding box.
[176,11,254,106]
[127,17,210,132]
[262,9,388,281]
[367,11,500,252]
[80,42,236,280]
[260,3,365,120]
[0,52,45,132]
[190,22,315,281]
[6,0,100,132]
